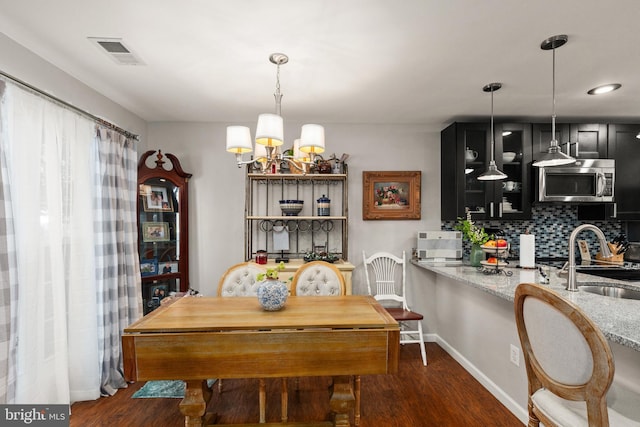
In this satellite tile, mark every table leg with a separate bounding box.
[259,379,266,423]
[179,380,212,427]
[330,376,355,427]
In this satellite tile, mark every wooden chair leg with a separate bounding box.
[218,379,223,394]
[259,379,266,423]
[281,378,288,422]
[354,375,361,426]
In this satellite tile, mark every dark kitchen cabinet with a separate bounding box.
[441,122,532,220]
[608,124,640,220]
[532,123,607,161]
[137,150,192,314]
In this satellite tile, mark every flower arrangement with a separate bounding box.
[257,261,286,281]
[375,185,405,206]
[455,212,489,245]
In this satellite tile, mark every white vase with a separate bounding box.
[257,279,288,311]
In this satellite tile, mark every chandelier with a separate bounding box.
[226,53,325,173]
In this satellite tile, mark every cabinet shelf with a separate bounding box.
[246,165,349,262]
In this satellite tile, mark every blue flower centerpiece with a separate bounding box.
[256,262,289,311]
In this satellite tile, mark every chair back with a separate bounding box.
[362,251,408,310]
[291,261,345,296]
[514,282,615,426]
[217,262,265,297]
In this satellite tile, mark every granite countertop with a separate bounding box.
[411,259,640,352]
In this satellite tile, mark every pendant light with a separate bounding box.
[478,83,507,181]
[532,34,576,167]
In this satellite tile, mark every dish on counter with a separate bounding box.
[481,260,508,267]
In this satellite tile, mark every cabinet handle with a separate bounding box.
[489,202,494,217]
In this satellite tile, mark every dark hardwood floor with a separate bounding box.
[70,343,523,427]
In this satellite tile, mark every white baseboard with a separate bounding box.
[426,334,528,425]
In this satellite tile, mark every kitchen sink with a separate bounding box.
[580,285,640,300]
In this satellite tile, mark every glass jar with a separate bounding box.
[255,250,267,265]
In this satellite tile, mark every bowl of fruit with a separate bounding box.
[481,239,509,256]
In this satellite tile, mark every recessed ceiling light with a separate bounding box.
[587,83,621,95]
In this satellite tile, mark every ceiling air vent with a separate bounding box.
[88,37,145,65]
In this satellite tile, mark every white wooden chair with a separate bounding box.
[363,250,427,366]
[514,282,640,426]
[217,262,288,423]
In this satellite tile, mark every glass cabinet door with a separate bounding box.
[461,124,490,217]
[137,150,191,315]
[495,123,532,219]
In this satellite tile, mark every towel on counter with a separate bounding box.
[273,225,290,251]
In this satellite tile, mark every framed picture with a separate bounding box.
[142,222,170,242]
[144,282,170,313]
[140,258,158,277]
[142,185,174,212]
[159,261,179,274]
[362,171,421,220]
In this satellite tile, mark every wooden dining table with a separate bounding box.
[122,295,399,427]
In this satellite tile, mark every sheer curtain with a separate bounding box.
[0,78,140,404]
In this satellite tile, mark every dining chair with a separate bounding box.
[362,250,427,366]
[514,282,640,426]
[217,261,288,423]
[290,261,361,425]
[290,260,345,296]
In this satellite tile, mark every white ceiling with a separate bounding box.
[1,0,639,129]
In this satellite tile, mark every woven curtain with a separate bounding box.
[0,80,18,404]
[94,128,141,396]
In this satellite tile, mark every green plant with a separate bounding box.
[257,261,286,281]
[454,212,489,245]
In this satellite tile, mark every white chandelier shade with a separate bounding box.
[299,124,325,154]
[255,113,284,147]
[225,125,253,154]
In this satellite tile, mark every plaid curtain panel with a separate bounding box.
[93,127,141,396]
[0,80,18,404]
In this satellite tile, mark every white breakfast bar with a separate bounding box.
[410,260,640,424]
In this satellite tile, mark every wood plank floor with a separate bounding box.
[70,343,523,427]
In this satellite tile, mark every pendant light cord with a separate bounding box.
[490,89,495,162]
[551,46,557,144]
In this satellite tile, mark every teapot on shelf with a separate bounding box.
[465,147,478,161]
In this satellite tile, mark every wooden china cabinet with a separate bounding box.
[137,150,191,314]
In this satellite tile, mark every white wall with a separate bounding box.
[148,122,443,296]
[0,33,147,143]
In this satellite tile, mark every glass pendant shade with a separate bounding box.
[255,113,284,147]
[299,124,325,154]
[226,126,253,154]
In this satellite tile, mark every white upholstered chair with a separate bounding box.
[217,262,288,423]
[290,261,361,425]
[290,260,345,296]
[363,250,427,366]
[514,282,640,427]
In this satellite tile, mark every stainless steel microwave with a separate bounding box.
[537,159,615,202]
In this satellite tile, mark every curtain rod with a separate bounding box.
[0,69,140,141]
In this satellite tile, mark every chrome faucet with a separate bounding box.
[567,224,613,291]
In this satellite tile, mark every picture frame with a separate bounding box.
[140,258,158,277]
[142,222,171,242]
[159,261,179,274]
[362,171,421,220]
[144,281,170,312]
[142,185,174,212]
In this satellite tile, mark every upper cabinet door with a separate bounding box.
[569,124,608,159]
[532,123,607,160]
[495,123,532,219]
[608,124,640,220]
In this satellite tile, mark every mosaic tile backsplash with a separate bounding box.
[442,204,622,260]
